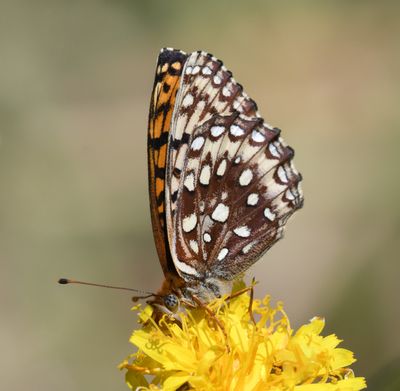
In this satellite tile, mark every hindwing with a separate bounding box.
[158,50,303,281]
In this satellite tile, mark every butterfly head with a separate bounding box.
[141,276,186,318]
[145,293,182,321]
[162,293,179,312]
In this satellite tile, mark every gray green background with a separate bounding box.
[1,1,399,390]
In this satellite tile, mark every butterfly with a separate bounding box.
[147,48,303,316]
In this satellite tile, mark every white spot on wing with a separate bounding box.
[185,66,193,75]
[200,165,211,185]
[242,243,253,254]
[192,65,201,74]
[230,124,245,137]
[182,213,197,232]
[251,130,266,143]
[202,66,212,75]
[269,142,280,158]
[277,166,289,183]
[210,125,225,137]
[182,93,194,107]
[184,173,195,192]
[233,226,251,238]
[213,75,222,84]
[217,248,228,261]
[175,258,199,276]
[211,203,229,223]
[203,233,211,243]
[191,136,205,151]
[234,156,241,164]
[221,191,228,200]
[216,159,227,176]
[247,193,259,206]
[239,169,253,186]
[222,86,231,97]
[286,188,295,200]
[189,240,199,254]
[264,208,276,221]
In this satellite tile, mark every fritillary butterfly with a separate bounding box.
[147,48,303,315]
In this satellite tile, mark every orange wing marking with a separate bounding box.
[147,49,188,276]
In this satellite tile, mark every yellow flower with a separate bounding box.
[120,284,366,391]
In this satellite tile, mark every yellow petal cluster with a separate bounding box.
[120,287,366,391]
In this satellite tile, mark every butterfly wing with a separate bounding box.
[164,51,303,281]
[147,48,188,276]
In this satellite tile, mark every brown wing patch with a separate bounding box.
[171,113,303,280]
[148,48,188,276]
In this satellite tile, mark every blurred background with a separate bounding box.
[1,1,399,390]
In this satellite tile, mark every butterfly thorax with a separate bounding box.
[149,274,233,318]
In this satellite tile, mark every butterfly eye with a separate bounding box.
[163,294,179,312]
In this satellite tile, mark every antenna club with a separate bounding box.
[58,278,70,284]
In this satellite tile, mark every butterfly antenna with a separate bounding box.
[58,278,158,299]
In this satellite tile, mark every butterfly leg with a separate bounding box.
[224,279,258,301]
[248,277,256,325]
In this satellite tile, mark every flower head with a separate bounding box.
[120,283,366,391]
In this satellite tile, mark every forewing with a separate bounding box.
[164,51,303,280]
[147,48,188,276]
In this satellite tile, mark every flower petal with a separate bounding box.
[123,288,366,390]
